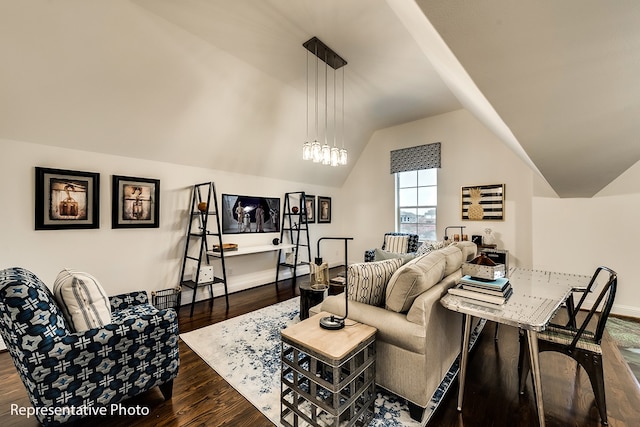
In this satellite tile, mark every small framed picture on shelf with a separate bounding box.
[35,167,100,230]
[305,195,316,223]
[112,175,160,228]
[317,196,331,223]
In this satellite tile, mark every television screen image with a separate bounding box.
[221,194,280,234]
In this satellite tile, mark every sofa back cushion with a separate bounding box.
[385,251,446,313]
[347,258,403,306]
[53,268,112,332]
[451,241,478,262]
[435,245,464,277]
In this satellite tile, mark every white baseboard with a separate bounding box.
[612,303,640,319]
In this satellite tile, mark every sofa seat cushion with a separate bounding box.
[385,251,446,313]
[53,268,112,332]
[347,258,403,306]
[318,295,427,354]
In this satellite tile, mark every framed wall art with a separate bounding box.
[317,196,331,223]
[35,167,100,230]
[461,184,505,221]
[112,175,160,228]
[304,195,316,224]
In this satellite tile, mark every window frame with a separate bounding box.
[395,169,437,241]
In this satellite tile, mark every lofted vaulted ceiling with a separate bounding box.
[415,0,640,198]
[1,0,638,197]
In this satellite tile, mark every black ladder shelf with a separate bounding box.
[179,182,229,317]
[275,191,312,288]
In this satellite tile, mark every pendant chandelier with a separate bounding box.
[302,37,347,166]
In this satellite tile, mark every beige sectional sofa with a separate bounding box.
[309,241,477,420]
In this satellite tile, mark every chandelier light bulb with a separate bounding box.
[321,143,331,165]
[311,140,322,163]
[302,141,312,160]
[339,148,348,165]
[330,147,339,166]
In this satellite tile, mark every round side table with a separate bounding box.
[299,282,328,320]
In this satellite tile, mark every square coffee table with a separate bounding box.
[280,311,376,427]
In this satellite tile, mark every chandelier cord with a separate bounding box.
[306,49,309,141]
[314,43,319,142]
[324,51,328,147]
[341,66,345,149]
[333,55,337,148]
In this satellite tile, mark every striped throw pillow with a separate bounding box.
[384,235,409,254]
[53,268,112,332]
[347,258,403,306]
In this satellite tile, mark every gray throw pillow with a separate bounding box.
[373,248,415,265]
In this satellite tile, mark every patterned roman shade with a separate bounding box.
[390,142,441,173]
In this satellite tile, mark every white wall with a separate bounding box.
[3,108,638,319]
[341,108,534,267]
[532,159,640,317]
[342,107,639,317]
[0,138,344,304]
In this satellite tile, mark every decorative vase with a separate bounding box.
[197,202,207,213]
[483,228,495,245]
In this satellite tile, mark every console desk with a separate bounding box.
[440,267,590,427]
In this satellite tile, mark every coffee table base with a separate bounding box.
[281,335,375,427]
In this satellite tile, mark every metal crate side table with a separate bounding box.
[281,311,376,427]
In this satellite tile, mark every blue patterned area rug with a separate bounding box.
[180,298,421,426]
[180,297,483,426]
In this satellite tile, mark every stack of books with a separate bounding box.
[448,275,512,305]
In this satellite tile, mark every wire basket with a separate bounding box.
[151,286,182,311]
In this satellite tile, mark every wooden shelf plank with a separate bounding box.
[206,243,295,258]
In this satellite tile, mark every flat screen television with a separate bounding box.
[221,194,280,234]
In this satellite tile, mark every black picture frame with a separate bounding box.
[317,196,331,223]
[35,167,100,230]
[305,195,316,224]
[461,184,505,221]
[112,175,160,228]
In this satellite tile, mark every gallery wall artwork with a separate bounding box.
[461,184,505,221]
[305,195,315,224]
[317,196,331,223]
[112,175,160,228]
[35,167,100,230]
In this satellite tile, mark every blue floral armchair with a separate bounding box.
[0,267,180,426]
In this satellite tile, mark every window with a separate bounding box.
[396,169,437,241]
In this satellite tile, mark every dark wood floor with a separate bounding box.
[2,277,640,427]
